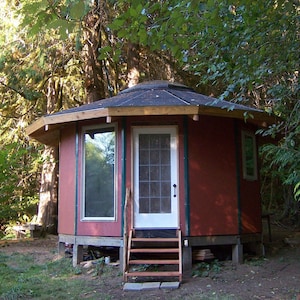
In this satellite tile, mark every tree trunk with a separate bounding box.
[36,1,108,230]
[37,146,58,232]
[83,3,106,103]
[127,43,141,87]
[36,77,59,232]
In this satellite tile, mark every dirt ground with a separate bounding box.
[1,224,299,300]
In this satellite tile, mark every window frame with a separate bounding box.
[81,123,117,221]
[241,131,258,181]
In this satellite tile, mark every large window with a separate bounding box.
[82,125,116,220]
[242,131,257,181]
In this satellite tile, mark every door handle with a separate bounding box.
[173,184,177,197]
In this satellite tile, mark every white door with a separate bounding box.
[133,126,178,229]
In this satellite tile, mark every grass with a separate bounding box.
[0,250,242,300]
[0,252,115,300]
[1,245,298,300]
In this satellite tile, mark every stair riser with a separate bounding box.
[128,259,180,265]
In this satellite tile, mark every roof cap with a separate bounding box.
[120,80,193,94]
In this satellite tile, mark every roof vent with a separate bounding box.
[120,80,193,94]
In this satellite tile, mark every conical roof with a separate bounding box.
[27,80,275,145]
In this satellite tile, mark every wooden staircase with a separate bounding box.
[124,229,182,282]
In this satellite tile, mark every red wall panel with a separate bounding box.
[58,125,76,235]
[240,181,262,233]
[188,116,239,236]
[238,124,262,234]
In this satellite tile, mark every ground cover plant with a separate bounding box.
[0,226,299,300]
[0,252,94,299]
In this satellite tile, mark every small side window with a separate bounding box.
[242,131,257,181]
[82,125,116,220]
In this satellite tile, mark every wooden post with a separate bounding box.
[73,244,83,267]
[122,188,131,280]
[58,241,65,257]
[232,237,243,264]
[182,238,192,279]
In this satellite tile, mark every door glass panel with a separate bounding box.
[138,134,171,214]
[139,197,149,213]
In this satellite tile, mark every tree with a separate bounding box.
[0,0,42,231]
[0,0,298,231]
[109,0,300,221]
[0,0,86,231]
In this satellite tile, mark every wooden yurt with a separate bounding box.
[27,81,276,281]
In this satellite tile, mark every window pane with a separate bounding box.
[84,127,115,218]
[139,149,149,165]
[150,166,160,180]
[139,134,149,149]
[161,166,170,180]
[139,198,150,213]
[150,150,160,164]
[242,132,257,180]
[244,136,254,175]
[150,182,160,197]
[139,182,149,197]
[161,150,170,164]
[161,197,171,213]
[150,198,160,213]
[139,166,149,180]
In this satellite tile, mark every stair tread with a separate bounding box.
[128,259,180,265]
[130,248,179,253]
[132,237,179,242]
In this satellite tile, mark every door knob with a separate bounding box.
[173,184,177,197]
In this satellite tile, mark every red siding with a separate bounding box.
[239,124,262,234]
[57,116,262,239]
[58,125,76,235]
[188,116,239,236]
[240,181,261,233]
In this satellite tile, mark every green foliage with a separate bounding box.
[244,256,266,267]
[0,252,119,300]
[0,0,299,228]
[19,0,90,38]
[192,260,222,278]
[0,143,40,226]
[109,0,300,213]
[0,254,85,299]
[0,0,87,229]
[295,182,300,202]
[259,100,300,202]
[110,0,299,105]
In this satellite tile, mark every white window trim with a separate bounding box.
[81,123,117,221]
[241,131,258,181]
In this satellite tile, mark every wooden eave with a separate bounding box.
[26,104,276,145]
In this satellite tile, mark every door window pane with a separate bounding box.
[139,198,150,213]
[150,198,161,213]
[138,134,171,214]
